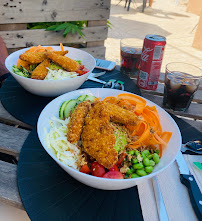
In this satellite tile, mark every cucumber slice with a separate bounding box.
[84,95,96,102]
[59,101,69,119]
[64,99,78,118]
[77,95,87,102]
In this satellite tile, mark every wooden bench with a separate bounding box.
[0,0,111,58]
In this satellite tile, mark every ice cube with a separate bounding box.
[170,78,182,91]
[186,84,198,93]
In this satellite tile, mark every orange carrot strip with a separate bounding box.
[129,143,142,149]
[60,43,64,51]
[103,96,117,104]
[131,122,150,144]
[117,93,146,115]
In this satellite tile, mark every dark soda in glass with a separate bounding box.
[120,47,141,78]
[163,72,199,111]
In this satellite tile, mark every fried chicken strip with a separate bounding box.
[67,101,91,144]
[31,59,50,80]
[46,50,80,72]
[81,101,118,169]
[20,51,46,64]
[105,102,139,125]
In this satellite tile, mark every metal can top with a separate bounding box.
[145,34,166,42]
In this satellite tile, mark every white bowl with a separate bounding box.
[5,46,96,97]
[37,88,182,190]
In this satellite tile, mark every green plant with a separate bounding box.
[27,21,86,39]
[27,20,112,39]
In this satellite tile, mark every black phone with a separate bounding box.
[95,58,116,71]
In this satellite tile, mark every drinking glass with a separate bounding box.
[120,38,143,79]
[163,62,202,111]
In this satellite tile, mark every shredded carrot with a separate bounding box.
[102,93,173,156]
[60,43,64,51]
[103,96,117,104]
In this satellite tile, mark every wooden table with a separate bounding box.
[0,73,201,211]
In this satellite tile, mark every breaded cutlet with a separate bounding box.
[105,102,138,125]
[81,101,118,169]
[31,59,50,80]
[46,50,80,72]
[67,101,91,144]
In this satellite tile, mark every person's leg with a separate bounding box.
[0,35,8,77]
[149,0,153,7]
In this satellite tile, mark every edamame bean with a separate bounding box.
[143,158,150,166]
[129,150,135,155]
[145,166,153,173]
[133,163,144,170]
[148,154,153,160]
[150,160,155,167]
[130,167,135,173]
[141,152,146,159]
[155,150,160,154]
[131,173,140,178]
[134,150,139,156]
[132,158,138,164]
[143,150,150,156]
[126,169,132,175]
[153,153,160,164]
[136,169,147,176]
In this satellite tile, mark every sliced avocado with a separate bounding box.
[114,126,128,152]
[49,63,63,70]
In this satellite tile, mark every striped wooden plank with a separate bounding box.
[142,93,202,120]
[0,123,30,157]
[0,26,108,48]
[0,0,110,24]
[82,46,106,59]
[0,160,23,209]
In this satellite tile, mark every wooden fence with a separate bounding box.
[0,0,111,58]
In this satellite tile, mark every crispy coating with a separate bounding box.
[81,101,118,169]
[105,102,138,125]
[20,51,46,64]
[54,50,69,56]
[20,50,68,64]
[31,59,50,80]
[67,101,91,144]
[46,50,80,72]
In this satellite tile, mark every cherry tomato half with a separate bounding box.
[80,164,91,174]
[103,171,124,179]
[91,162,105,177]
[109,165,119,172]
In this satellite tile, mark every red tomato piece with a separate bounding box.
[80,164,91,174]
[109,165,119,172]
[80,65,84,70]
[103,171,124,179]
[116,152,127,166]
[76,70,82,75]
[91,162,105,177]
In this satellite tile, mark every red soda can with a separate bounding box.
[137,35,166,90]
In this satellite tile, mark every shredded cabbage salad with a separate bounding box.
[44,68,78,81]
[45,116,81,169]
